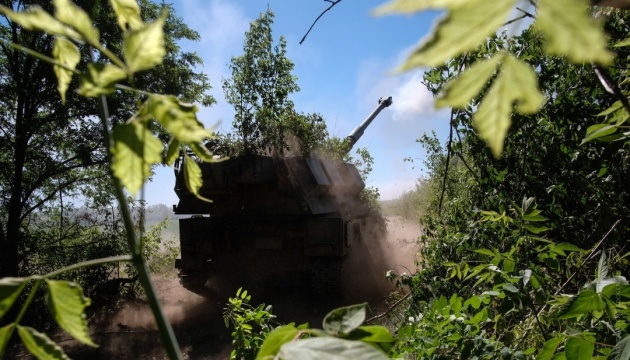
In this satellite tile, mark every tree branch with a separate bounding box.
[299,0,342,45]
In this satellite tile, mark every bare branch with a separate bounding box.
[299,0,343,45]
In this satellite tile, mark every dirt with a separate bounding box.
[14,216,421,360]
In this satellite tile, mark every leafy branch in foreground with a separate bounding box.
[374,0,619,157]
[0,0,218,358]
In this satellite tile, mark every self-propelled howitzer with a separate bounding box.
[173,96,393,296]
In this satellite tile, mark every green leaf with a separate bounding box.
[503,283,518,293]
[190,141,216,163]
[0,277,28,319]
[53,0,99,44]
[183,153,211,202]
[323,303,367,336]
[536,0,612,65]
[165,139,181,166]
[111,122,164,196]
[373,0,470,15]
[581,124,618,145]
[111,0,143,31]
[344,325,395,343]
[474,249,495,256]
[396,0,517,69]
[0,5,80,39]
[556,243,583,252]
[52,37,80,104]
[277,337,389,360]
[473,55,545,158]
[565,336,594,360]
[597,101,623,116]
[525,225,552,234]
[608,335,630,360]
[77,63,127,98]
[614,37,630,48]
[464,296,481,310]
[602,284,630,299]
[537,336,565,360]
[124,13,166,73]
[142,95,212,143]
[435,53,504,108]
[556,290,605,319]
[17,325,70,360]
[46,280,96,347]
[256,325,299,360]
[0,324,15,358]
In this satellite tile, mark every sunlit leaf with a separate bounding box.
[0,5,80,39]
[111,122,164,196]
[473,55,544,158]
[556,290,605,319]
[46,280,97,347]
[565,336,594,360]
[77,63,127,97]
[323,303,367,336]
[256,325,299,360]
[614,37,630,48]
[190,142,216,163]
[373,0,470,15]
[435,53,504,109]
[124,13,166,73]
[537,336,565,360]
[0,324,15,358]
[183,153,211,202]
[0,277,28,319]
[536,0,612,65]
[142,95,212,143]
[581,124,618,145]
[344,325,395,343]
[602,284,630,298]
[164,138,181,166]
[17,325,70,360]
[278,337,389,360]
[597,101,623,116]
[608,335,630,360]
[52,37,80,103]
[111,0,143,31]
[397,0,516,69]
[53,0,99,45]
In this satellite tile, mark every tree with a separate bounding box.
[222,8,300,155]
[0,0,215,279]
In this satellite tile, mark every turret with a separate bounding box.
[346,96,393,152]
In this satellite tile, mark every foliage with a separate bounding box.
[223,288,279,360]
[0,0,216,358]
[222,9,301,155]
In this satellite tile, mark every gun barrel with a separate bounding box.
[346,96,393,151]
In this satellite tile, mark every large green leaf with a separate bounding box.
[608,335,630,360]
[581,124,619,145]
[473,55,544,158]
[323,303,367,336]
[0,5,80,39]
[53,0,99,45]
[602,284,630,299]
[344,325,395,343]
[256,325,299,360]
[183,153,211,202]
[0,277,28,319]
[17,325,70,360]
[164,139,181,166]
[52,37,80,104]
[111,0,143,31]
[77,63,128,98]
[435,53,504,109]
[124,13,166,73]
[565,336,594,360]
[110,122,164,196]
[0,324,15,358]
[536,0,612,65]
[46,280,96,347]
[537,336,565,360]
[277,337,389,360]
[142,95,212,143]
[396,0,516,69]
[556,290,605,319]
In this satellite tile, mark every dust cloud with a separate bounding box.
[52,216,421,360]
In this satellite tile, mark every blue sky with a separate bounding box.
[144,0,450,205]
